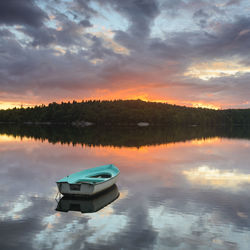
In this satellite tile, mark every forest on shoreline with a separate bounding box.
[1,99,250,126]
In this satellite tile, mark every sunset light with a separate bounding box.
[0,102,35,110]
[0,0,249,109]
[1,1,250,249]
[192,102,221,110]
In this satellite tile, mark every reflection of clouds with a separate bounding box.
[33,204,128,250]
[33,219,87,250]
[0,197,52,250]
[0,194,32,221]
[2,134,250,249]
[118,189,129,200]
[149,205,249,250]
[86,211,128,244]
[41,213,61,229]
[183,166,250,190]
[149,184,250,231]
[237,212,248,219]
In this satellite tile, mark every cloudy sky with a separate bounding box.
[1,0,250,109]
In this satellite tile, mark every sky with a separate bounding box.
[1,0,250,109]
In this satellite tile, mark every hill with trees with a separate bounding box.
[0,99,250,126]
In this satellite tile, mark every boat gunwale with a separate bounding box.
[56,172,119,186]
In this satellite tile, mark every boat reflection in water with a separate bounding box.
[56,184,119,213]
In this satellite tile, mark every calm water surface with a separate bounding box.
[1,126,250,250]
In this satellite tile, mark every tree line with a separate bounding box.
[0,99,250,126]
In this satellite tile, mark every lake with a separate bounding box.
[1,125,250,250]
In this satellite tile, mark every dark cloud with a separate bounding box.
[193,9,210,19]
[146,15,250,65]
[226,0,242,6]
[20,26,56,47]
[73,0,98,19]
[18,19,89,48]
[106,0,160,39]
[195,16,250,59]
[55,20,86,46]
[0,0,48,27]
[193,9,211,28]
[0,32,111,97]
[79,19,92,27]
[161,0,222,17]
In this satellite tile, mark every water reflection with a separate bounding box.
[56,185,120,213]
[1,126,250,249]
[1,124,250,148]
[183,166,250,189]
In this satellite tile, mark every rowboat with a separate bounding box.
[56,164,120,196]
[56,184,119,213]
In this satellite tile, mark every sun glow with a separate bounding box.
[122,94,168,103]
[192,102,221,110]
[0,101,36,110]
[84,91,170,104]
[0,97,223,111]
[0,102,21,110]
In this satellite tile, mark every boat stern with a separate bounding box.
[57,181,95,196]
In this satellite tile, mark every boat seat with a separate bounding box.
[69,177,109,184]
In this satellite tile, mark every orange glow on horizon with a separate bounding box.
[0,102,36,110]
[192,102,221,110]
[190,137,222,145]
[0,94,223,111]
[87,95,221,110]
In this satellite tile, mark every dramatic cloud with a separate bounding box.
[0,0,48,27]
[108,0,160,38]
[193,9,211,28]
[0,0,250,108]
[79,19,92,27]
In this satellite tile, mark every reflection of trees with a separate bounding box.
[1,125,250,148]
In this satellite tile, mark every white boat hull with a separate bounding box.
[57,175,119,196]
